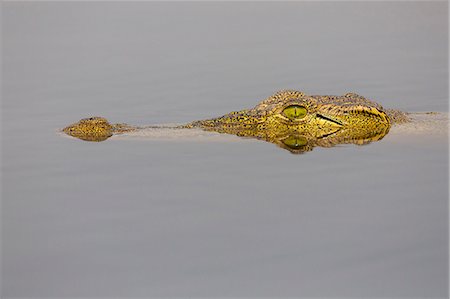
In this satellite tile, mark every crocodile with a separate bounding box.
[62,90,410,153]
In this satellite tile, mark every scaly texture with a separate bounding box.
[185,90,400,134]
[63,117,135,142]
[62,90,409,152]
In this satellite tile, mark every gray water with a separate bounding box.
[2,2,448,297]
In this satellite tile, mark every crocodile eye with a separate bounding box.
[282,105,307,120]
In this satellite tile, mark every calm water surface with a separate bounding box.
[2,2,448,297]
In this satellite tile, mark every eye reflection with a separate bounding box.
[282,105,307,120]
[281,135,308,149]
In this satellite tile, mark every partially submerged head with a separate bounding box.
[194,90,391,137]
[63,117,113,142]
[188,90,393,153]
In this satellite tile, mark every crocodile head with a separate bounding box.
[191,90,390,132]
[188,90,391,150]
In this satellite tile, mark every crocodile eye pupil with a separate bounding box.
[282,105,307,120]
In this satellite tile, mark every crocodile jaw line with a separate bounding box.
[315,113,344,127]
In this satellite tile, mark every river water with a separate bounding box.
[2,2,448,297]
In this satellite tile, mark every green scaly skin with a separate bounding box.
[62,90,409,153]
